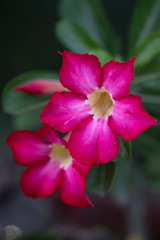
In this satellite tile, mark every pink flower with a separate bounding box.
[14,80,67,95]
[41,51,157,167]
[7,124,92,208]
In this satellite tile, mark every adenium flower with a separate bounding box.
[7,124,92,207]
[14,79,67,95]
[41,51,157,167]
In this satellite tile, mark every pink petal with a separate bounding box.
[20,160,61,198]
[59,51,102,96]
[14,80,67,95]
[7,130,50,166]
[109,94,157,141]
[40,91,90,133]
[37,124,67,147]
[68,116,119,167]
[102,57,135,99]
[59,166,92,207]
[72,159,92,178]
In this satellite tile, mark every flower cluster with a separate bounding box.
[7,51,157,207]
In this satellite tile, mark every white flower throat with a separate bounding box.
[50,144,72,169]
[86,88,114,119]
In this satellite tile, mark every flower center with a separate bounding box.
[86,88,114,119]
[50,144,72,170]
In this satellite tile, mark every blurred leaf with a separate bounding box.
[129,0,160,52]
[55,19,99,53]
[89,48,123,66]
[136,56,160,75]
[58,0,117,53]
[132,33,160,70]
[146,174,160,189]
[140,93,160,104]
[17,233,58,240]
[119,138,132,161]
[89,49,113,66]
[133,71,160,84]
[2,71,58,115]
[111,162,133,205]
[87,162,116,197]
[136,131,160,153]
[12,109,42,130]
[131,71,160,120]
[135,141,160,189]
[132,72,160,115]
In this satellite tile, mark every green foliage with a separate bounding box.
[140,57,160,74]
[132,33,160,70]
[55,19,99,53]
[132,71,160,119]
[89,49,114,66]
[56,0,118,54]
[129,0,160,52]
[89,49,122,66]
[87,162,116,196]
[119,138,132,161]
[133,71,160,84]
[12,109,43,130]
[2,71,58,115]
[111,162,133,205]
[144,152,160,188]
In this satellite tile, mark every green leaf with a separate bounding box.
[111,162,133,205]
[133,71,160,84]
[12,109,43,130]
[119,138,132,161]
[144,151,160,189]
[58,0,117,53]
[17,233,58,240]
[2,71,58,115]
[89,48,123,66]
[136,56,160,75]
[134,137,160,189]
[129,0,160,52]
[135,131,160,154]
[55,19,99,53]
[132,73,160,109]
[140,93,160,104]
[89,49,113,66]
[87,162,116,197]
[132,33,160,70]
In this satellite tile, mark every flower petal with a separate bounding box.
[7,130,50,166]
[37,124,67,146]
[59,166,92,207]
[68,117,119,167]
[72,159,91,178]
[14,80,67,95]
[102,57,135,99]
[109,94,157,141]
[59,51,101,96]
[21,160,61,198]
[40,91,90,132]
